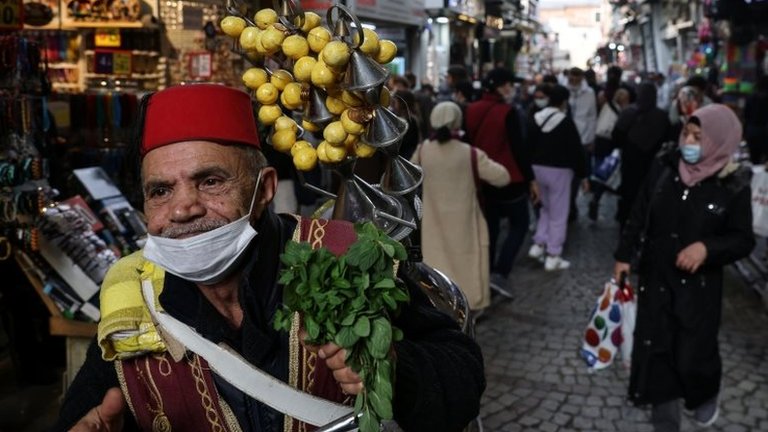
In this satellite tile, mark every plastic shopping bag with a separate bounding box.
[580,276,636,371]
[751,166,768,237]
[591,149,621,192]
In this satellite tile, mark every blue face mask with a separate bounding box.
[681,144,702,164]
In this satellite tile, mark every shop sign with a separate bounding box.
[0,0,23,29]
[351,0,426,26]
[189,52,212,79]
[94,50,132,75]
[95,28,121,48]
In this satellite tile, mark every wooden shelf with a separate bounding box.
[49,63,80,69]
[62,21,143,29]
[50,316,97,338]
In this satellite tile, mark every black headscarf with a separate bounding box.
[613,83,669,152]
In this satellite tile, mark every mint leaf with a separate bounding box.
[353,316,371,337]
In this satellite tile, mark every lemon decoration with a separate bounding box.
[293,146,318,171]
[355,28,380,56]
[270,69,294,91]
[324,96,346,115]
[291,140,313,157]
[274,116,299,132]
[323,121,348,145]
[321,41,351,68]
[282,34,310,60]
[256,83,279,105]
[341,109,366,135]
[307,27,332,53]
[281,83,304,110]
[302,119,321,133]
[239,27,261,51]
[354,142,377,158]
[297,11,322,33]
[311,61,337,88]
[221,16,247,38]
[258,104,283,125]
[293,56,317,83]
[375,40,397,64]
[254,8,278,30]
[242,67,269,90]
[271,129,297,153]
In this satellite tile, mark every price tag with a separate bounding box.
[0,0,23,29]
[95,28,121,48]
[189,52,212,79]
[113,51,131,75]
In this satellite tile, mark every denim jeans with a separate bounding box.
[485,195,530,276]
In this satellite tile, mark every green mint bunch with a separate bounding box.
[273,222,410,432]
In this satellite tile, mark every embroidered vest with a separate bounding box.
[109,217,357,432]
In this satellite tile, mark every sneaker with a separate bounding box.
[544,255,571,271]
[489,273,513,301]
[528,244,545,260]
[693,396,719,427]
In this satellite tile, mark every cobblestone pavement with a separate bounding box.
[475,194,768,432]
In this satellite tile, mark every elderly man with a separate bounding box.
[53,84,485,431]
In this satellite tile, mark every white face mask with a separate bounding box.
[534,98,549,108]
[143,172,262,285]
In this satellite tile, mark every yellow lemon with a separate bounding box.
[311,61,336,87]
[254,8,278,30]
[344,133,360,151]
[341,109,366,135]
[291,139,313,157]
[323,140,347,162]
[258,104,282,125]
[375,40,397,64]
[316,141,330,163]
[239,26,261,51]
[323,121,347,145]
[307,26,332,53]
[325,95,346,115]
[282,34,309,60]
[321,41,351,68]
[293,146,318,171]
[293,56,316,82]
[379,87,391,106]
[296,11,322,33]
[281,82,304,110]
[271,129,296,153]
[270,69,294,91]
[355,142,377,158]
[221,16,246,39]
[274,115,298,132]
[341,90,363,107]
[255,83,279,105]
[302,119,321,133]
[261,25,286,54]
[355,28,380,56]
[242,67,269,90]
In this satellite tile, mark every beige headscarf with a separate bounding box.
[430,101,463,130]
[678,104,742,187]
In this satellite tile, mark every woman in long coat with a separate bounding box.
[411,102,511,312]
[613,104,754,431]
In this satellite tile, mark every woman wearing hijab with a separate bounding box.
[411,101,511,314]
[613,104,754,432]
[612,82,671,227]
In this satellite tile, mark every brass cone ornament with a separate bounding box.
[362,105,409,148]
[342,49,389,92]
[380,145,424,196]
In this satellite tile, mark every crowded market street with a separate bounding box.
[475,197,768,432]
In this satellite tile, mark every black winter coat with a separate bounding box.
[614,153,754,409]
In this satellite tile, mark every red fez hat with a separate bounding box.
[141,84,260,156]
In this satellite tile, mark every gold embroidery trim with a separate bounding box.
[189,354,225,432]
[139,355,171,432]
[309,219,328,250]
[285,218,303,432]
[218,397,242,432]
[115,361,138,421]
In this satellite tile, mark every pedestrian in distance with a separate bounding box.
[52,84,486,432]
[465,67,539,289]
[566,67,598,222]
[614,104,754,432]
[411,101,511,314]
[527,85,587,271]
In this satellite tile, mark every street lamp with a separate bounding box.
[609,42,616,50]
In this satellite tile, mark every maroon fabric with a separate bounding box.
[465,93,524,183]
[120,353,237,432]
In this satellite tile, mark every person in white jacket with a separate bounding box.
[566,67,597,220]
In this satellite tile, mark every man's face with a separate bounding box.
[497,82,515,102]
[568,75,583,88]
[141,141,265,238]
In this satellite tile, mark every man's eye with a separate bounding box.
[201,178,223,187]
[149,187,170,198]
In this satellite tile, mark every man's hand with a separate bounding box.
[300,329,363,395]
[529,181,540,206]
[614,261,630,283]
[676,241,707,273]
[69,387,126,432]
